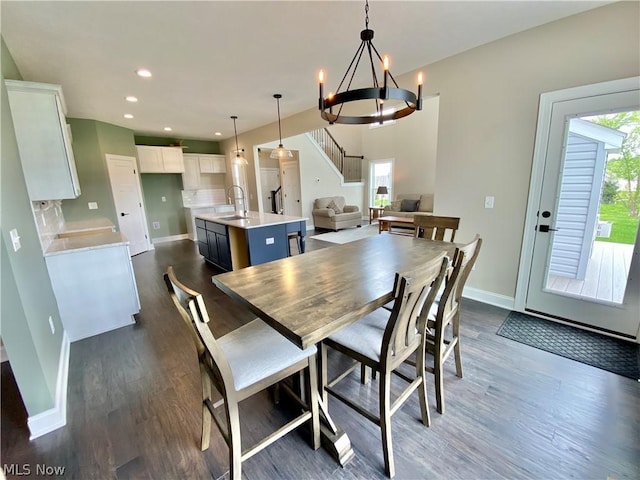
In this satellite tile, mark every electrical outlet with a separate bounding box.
[152,221,160,230]
[88,202,98,210]
[48,316,55,334]
[266,237,274,245]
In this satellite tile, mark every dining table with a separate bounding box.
[212,233,458,466]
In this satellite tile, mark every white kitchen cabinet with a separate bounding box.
[182,153,226,190]
[45,234,140,341]
[5,80,81,201]
[199,154,226,173]
[182,155,201,189]
[136,145,185,173]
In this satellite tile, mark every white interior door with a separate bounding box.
[280,158,302,216]
[260,168,280,213]
[517,78,640,340]
[106,154,150,256]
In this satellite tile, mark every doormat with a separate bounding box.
[497,311,639,380]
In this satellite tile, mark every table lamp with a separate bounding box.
[376,186,389,206]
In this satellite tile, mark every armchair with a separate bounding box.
[312,196,362,231]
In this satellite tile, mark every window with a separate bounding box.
[369,160,393,207]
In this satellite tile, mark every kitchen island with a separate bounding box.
[195,211,307,271]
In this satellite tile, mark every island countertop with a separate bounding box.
[195,211,308,229]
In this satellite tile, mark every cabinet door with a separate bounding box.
[211,154,227,173]
[136,146,163,172]
[161,147,185,173]
[182,155,200,189]
[5,81,81,200]
[215,232,232,270]
[206,230,219,263]
[198,155,215,173]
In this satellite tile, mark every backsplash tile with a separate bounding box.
[32,200,64,251]
[181,188,226,207]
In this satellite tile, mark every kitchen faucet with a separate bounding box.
[227,185,248,217]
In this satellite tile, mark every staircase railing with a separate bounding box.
[309,128,363,182]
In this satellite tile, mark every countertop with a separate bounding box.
[59,218,115,234]
[45,232,129,257]
[196,211,307,230]
[184,204,234,211]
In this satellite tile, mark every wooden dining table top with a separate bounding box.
[212,234,458,349]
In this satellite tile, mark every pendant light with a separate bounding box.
[230,115,248,165]
[317,0,423,125]
[270,94,293,159]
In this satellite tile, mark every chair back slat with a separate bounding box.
[382,253,449,369]
[438,235,482,322]
[414,215,460,242]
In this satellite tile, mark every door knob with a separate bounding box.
[537,225,558,232]
[120,212,130,217]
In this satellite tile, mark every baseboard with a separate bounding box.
[152,233,189,244]
[27,331,70,440]
[463,286,515,311]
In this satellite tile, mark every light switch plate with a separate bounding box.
[9,229,21,252]
[484,196,495,209]
[88,202,98,210]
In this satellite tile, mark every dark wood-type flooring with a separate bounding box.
[2,237,639,479]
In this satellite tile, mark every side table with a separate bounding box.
[369,206,386,224]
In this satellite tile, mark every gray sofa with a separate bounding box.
[313,196,362,231]
[382,193,434,228]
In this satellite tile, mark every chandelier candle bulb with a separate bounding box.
[319,70,324,109]
[417,72,423,109]
[383,56,389,91]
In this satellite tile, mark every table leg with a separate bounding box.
[318,397,355,467]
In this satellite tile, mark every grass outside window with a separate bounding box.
[596,204,639,244]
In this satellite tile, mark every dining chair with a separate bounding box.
[419,234,482,414]
[320,253,449,478]
[164,267,320,480]
[414,215,460,241]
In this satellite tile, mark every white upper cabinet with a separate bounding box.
[135,146,185,173]
[5,80,81,201]
[182,154,226,190]
[199,154,226,173]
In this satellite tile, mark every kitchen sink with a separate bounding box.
[218,215,249,220]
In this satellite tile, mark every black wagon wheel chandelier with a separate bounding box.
[318,0,423,125]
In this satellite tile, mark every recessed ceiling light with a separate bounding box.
[214,132,222,136]
[124,114,134,119]
[125,96,138,102]
[136,68,152,78]
[163,127,172,132]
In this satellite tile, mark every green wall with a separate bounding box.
[62,118,137,227]
[141,174,187,238]
[133,135,221,239]
[1,38,62,416]
[134,135,220,154]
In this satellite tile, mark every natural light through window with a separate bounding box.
[370,161,393,206]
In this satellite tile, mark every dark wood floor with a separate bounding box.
[2,237,639,479]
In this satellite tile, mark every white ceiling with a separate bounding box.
[2,1,609,141]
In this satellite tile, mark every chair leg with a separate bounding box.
[379,371,395,478]
[226,399,242,480]
[200,365,212,451]
[306,356,321,450]
[434,329,445,415]
[360,363,370,384]
[453,312,463,378]
[416,344,431,427]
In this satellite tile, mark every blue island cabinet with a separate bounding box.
[196,214,306,271]
[246,223,288,265]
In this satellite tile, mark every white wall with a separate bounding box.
[223,2,640,302]
[258,135,364,227]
